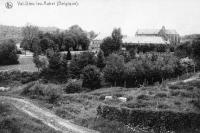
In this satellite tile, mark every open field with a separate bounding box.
[0,55,37,72]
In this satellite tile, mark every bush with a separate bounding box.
[137,94,150,100]
[0,117,21,133]
[21,82,62,103]
[69,52,96,78]
[0,39,19,65]
[43,86,62,104]
[123,52,184,87]
[0,71,39,84]
[96,50,106,70]
[82,65,101,90]
[64,79,82,93]
[97,105,200,132]
[0,103,10,115]
[154,93,168,98]
[103,54,125,86]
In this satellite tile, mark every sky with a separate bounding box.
[0,0,200,36]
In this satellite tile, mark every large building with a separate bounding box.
[135,26,180,45]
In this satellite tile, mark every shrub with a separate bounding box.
[0,71,39,84]
[170,90,181,96]
[69,52,96,78]
[96,50,106,70]
[137,94,150,100]
[64,79,82,93]
[0,117,21,133]
[44,86,62,104]
[154,92,168,98]
[0,39,19,65]
[103,54,125,86]
[123,52,184,87]
[157,104,169,109]
[82,65,101,90]
[0,103,10,115]
[21,82,62,103]
[168,85,182,90]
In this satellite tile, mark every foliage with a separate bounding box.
[69,52,96,78]
[41,51,68,81]
[97,105,200,133]
[123,52,184,87]
[21,24,39,52]
[103,54,125,86]
[82,65,102,90]
[115,50,131,63]
[33,53,47,72]
[96,50,106,70]
[124,44,169,53]
[191,40,200,65]
[0,71,39,84]
[174,41,193,58]
[21,82,62,103]
[0,39,19,65]
[100,28,123,56]
[64,79,82,93]
[21,24,90,53]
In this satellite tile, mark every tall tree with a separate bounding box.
[96,50,106,70]
[100,28,123,56]
[111,28,123,50]
[21,24,39,51]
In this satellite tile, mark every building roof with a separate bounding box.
[123,36,170,45]
[136,29,178,35]
[136,29,160,35]
[165,30,178,35]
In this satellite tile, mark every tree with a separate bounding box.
[68,25,90,50]
[33,53,47,72]
[40,38,50,53]
[192,40,200,65]
[69,52,96,78]
[63,35,75,51]
[32,37,41,54]
[100,28,123,56]
[0,39,19,65]
[96,50,106,70]
[88,31,98,40]
[67,50,72,60]
[82,65,101,90]
[103,54,125,86]
[21,24,39,52]
[100,37,114,56]
[111,28,123,50]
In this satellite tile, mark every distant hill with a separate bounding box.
[0,25,61,43]
[0,25,22,43]
[181,34,200,43]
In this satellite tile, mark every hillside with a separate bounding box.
[0,25,22,43]
[0,25,60,43]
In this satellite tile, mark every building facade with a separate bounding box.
[136,26,180,45]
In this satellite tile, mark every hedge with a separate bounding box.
[97,105,200,132]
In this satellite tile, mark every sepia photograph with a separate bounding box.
[0,0,200,132]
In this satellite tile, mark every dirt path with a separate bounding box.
[0,96,99,133]
[168,72,200,85]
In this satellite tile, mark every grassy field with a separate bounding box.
[0,101,60,133]
[0,55,37,72]
[5,77,197,133]
[1,71,200,133]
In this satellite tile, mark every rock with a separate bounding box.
[105,96,113,100]
[0,87,10,92]
[118,97,127,102]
